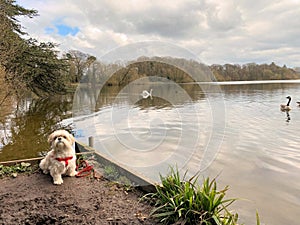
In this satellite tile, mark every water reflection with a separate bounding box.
[285,111,291,122]
[71,81,214,178]
[0,95,73,161]
[73,80,209,118]
[135,97,172,110]
[94,83,205,111]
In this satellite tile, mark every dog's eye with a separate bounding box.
[54,137,58,140]
[63,136,67,139]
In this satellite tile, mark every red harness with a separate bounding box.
[55,156,73,167]
[52,155,94,178]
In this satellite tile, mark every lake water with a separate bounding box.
[1,80,300,224]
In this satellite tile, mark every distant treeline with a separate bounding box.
[209,62,300,81]
[86,58,300,85]
[102,57,212,86]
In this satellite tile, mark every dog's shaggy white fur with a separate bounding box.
[39,130,77,185]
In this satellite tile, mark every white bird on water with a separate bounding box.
[141,89,153,99]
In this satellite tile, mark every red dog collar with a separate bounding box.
[55,156,73,167]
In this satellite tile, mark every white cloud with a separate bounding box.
[205,1,243,31]
[17,0,300,67]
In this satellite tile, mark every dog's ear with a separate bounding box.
[68,132,75,144]
[48,132,55,145]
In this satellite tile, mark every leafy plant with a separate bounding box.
[103,165,120,180]
[143,166,249,225]
[103,164,134,189]
[0,162,35,178]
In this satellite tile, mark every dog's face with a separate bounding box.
[48,130,74,151]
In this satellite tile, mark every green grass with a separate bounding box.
[143,166,260,225]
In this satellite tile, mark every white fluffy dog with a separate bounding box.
[39,130,77,185]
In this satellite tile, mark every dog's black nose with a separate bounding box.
[58,137,62,141]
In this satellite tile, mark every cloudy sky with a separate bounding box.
[16,0,300,67]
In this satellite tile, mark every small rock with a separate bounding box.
[93,171,103,180]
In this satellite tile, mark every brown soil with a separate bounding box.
[0,171,157,225]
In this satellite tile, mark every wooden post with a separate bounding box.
[88,136,94,147]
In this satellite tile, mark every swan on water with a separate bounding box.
[280,96,292,111]
[141,89,153,99]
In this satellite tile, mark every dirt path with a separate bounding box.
[0,171,156,225]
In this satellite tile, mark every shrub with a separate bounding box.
[144,166,250,225]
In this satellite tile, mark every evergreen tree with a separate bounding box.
[0,0,68,96]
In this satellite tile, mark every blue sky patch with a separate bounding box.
[45,21,79,36]
[56,24,79,36]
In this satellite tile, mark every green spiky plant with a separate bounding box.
[143,166,259,225]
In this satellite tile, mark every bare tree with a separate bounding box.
[65,50,96,83]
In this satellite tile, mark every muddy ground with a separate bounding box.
[0,171,157,225]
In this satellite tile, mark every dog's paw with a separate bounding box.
[68,170,78,177]
[42,170,49,174]
[53,178,63,185]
